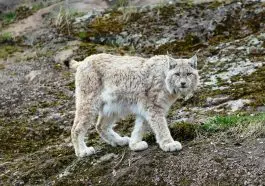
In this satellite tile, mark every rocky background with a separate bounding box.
[0,0,265,185]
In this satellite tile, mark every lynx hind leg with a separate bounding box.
[96,115,130,147]
[129,116,148,151]
[71,110,96,157]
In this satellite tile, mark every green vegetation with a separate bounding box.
[0,32,13,43]
[0,5,42,27]
[201,113,265,140]
[0,118,68,159]
[113,0,129,9]
[32,2,45,12]
[0,45,23,59]
[54,7,74,35]
[207,0,223,9]
[15,6,33,20]
[0,11,16,25]
[87,13,123,38]
[0,63,5,70]
[202,115,243,133]
[154,34,204,55]
[145,113,265,144]
[78,32,89,40]
[156,4,176,19]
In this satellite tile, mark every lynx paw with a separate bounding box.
[160,141,182,152]
[130,141,148,151]
[76,147,95,157]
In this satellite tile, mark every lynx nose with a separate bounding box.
[181,82,186,86]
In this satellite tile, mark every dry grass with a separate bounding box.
[54,6,73,35]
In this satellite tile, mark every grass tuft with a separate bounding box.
[201,113,265,139]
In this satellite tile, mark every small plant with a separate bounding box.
[32,2,45,12]
[0,11,16,25]
[0,32,13,43]
[201,113,265,140]
[0,45,22,59]
[0,64,5,70]
[201,115,240,133]
[54,6,74,35]
[114,0,129,9]
[120,5,138,22]
[78,32,89,40]
[15,6,33,20]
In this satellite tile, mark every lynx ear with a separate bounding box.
[189,54,197,69]
[167,52,177,70]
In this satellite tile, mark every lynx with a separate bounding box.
[70,53,199,157]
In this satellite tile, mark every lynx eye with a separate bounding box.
[187,73,192,76]
[175,73,180,76]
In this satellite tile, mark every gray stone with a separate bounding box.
[54,49,75,64]
[225,99,251,112]
[247,38,260,47]
[25,70,42,82]
[97,153,118,163]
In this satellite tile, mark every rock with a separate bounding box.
[25,70,42,82]
[257,33,265,41]
[247,37,260,47]
[155,37,173,46]
[225,99,251,112]
[256,106,265,112]
[47,113,63,121]
[96,153,118,164]
[206,96,230,106]
[74,11,99,24]
[54,48,76,64]
[247,46,265,55]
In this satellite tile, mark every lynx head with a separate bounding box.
[165,55,200,96]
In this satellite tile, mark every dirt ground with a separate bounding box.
[1,0,265,185]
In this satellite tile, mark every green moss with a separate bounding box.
[246,11,265,33]
[0,11,16,25]
[144,122,198,143]
[154,34,203,55]
[66,81,75,91]
[0,119,68,160]
[0,32,13,43]
[170,122,198,141]
[55,91,70,100]
[0,63,5,70]
[0,45,23,59]
[73,42,98,61]
[32,2,45,12]
[78,32,89,40]
[157,4,176,19]
[220,66,265,107]
[113,0,129,9]
[28,105,38,114]
[207,1,223,9]
[15,6,33,20]
[87,14,124,38]
[125,12,143,22]
[54,63,63,70]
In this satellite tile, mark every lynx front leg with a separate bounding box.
[146,110,182,152]
[129,116,148,151]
